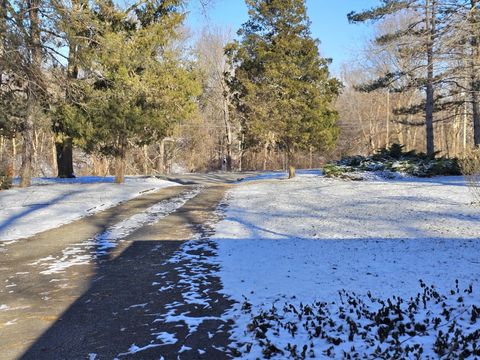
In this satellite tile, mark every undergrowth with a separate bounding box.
[233,281,479,359]
[324,144,461,180]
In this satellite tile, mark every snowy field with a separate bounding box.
[2,172,479,357]
[0,176,177,242]
[212,174,480,357]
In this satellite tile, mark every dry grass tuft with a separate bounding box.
[460,148,480,205]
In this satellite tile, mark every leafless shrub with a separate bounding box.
[0,161,12,190]
[460,148,480,205]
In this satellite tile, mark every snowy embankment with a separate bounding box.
[212,174,480,358]
[0,176,177,242]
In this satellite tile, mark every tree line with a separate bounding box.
[0,0,340,186]
[3,0,476,188]
[341,0,480,158]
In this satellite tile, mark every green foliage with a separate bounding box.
[347,1,411,23]
[325,144,462,179]
[323,163,355,177]
[227,0,341,160]
[372,143,418,161]
[78,0,199,158]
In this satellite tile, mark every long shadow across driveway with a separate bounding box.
[19,185,234,360]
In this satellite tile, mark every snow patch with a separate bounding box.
[0,176,177,242]
[117,343,161,356]
[154,331,177,345]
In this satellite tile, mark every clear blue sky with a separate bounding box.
[186,0,381,74]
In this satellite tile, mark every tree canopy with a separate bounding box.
[227,0,341,175]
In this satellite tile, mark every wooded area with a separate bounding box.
[1,0,479,186]
[342,0,480,159]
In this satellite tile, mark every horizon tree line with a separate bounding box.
[0,0,340,185]
[2,0,479,187]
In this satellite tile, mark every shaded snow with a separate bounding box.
[117,343,161,356]
[154,331,177,345]
[0,176,177,242]
[151,239,225,335]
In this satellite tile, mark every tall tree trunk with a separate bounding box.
[143,145,149,175]
[425,0,436,156]
[55,1,81,178]
[239,131,244,172]
[472,91,480,147]
[114,153,126,184]
[115,142,127,184]
[157,139,166,174]
[56,137,75,178]
[471,0,480,147]
[51,135,57,175]
[223,96,233,171]
[6,138,14,178]
[20,0,41,187]
[1,2,13,180]
[309,147,313,169]
[262,142,268,171]
[386,90,390,148]
[464,92,469,152]
[286,143,295,179]
[0,0,6,89]
[20,103,34,187]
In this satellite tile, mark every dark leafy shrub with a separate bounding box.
[337,155,365,167]
[323,164,354,177]
[234,282,479,359]
[324,143,461,179]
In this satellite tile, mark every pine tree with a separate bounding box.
[227,0,340,177]
[80,0,200,183]
[348,0,445,156]
[468,0,480,146]
[446,0,480,147]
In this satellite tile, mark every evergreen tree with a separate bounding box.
[79,0,199,183]
[443,0,480,147]
[227,0,340,177]
[348,0,446,156]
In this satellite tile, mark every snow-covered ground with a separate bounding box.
[2,172,479,357]
[0,176,177,242]
[212,174,480,357]
[238,169,323,182]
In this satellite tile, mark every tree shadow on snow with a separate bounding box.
[0,190,83,239]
